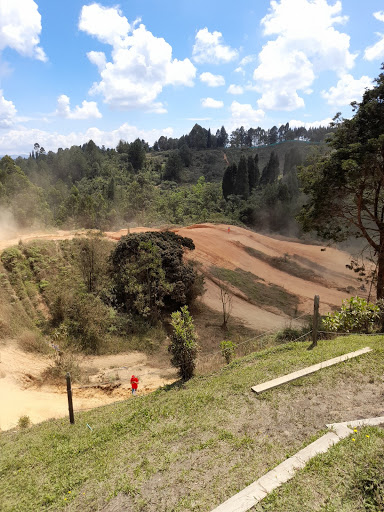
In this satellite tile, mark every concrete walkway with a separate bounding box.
[251,347,372,394]
[210,415,384,512]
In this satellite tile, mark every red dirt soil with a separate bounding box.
[0,223,364,429]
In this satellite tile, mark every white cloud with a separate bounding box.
[0,123,174,155]
[227,84,244,95]
[201,97,224,109]
[87,51,107,72]
[78,4,131,46]
[252,0,356,111]
[235,55,257,73]
[289,117,332,129]
[364,11,384,61]
[200,72,225,87]
[229,101,265,129]
[192,28,238,64]
[321,74,372,106]
[0,0,46,61]
[79,5,196,112]
[0,91,17,128]
[55,95,102,120]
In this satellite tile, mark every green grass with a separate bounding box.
[1,335,383,511]
[243,246,324,284]
[210,265,299,316]
[252,425,384,511]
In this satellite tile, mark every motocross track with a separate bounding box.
[0,223,363,430]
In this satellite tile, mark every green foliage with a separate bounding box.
[220,340,237,364]
[323,296,380,333]
[109,231,202,321]
[298,66,384,298]
[169,305,198,380]
[260,150,280,185]
[234,155,249,198]
[163,151,183,182]
[17,415,31,429]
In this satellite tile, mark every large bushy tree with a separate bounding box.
[298,65,384,298]
[109,231,202,320]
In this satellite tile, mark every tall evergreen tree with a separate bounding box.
[207,128,212,148]
[247,155,256,192]
[260,151,279,186]
[222,162,237,200]
[234,155,249,198]
[254,154,260,187]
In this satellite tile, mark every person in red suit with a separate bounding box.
[130,375,139,395]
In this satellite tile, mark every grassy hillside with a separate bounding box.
[1,335,383,511]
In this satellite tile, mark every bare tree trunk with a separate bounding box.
[376,236,384,300]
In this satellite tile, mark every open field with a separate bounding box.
[1,335,383,511]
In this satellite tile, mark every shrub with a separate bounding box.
[323,296,380,333]
[17,415,31,429]
[18,330,48,353]
[42,351,81,383]
[220,340,237,364]
[169,305,198,381]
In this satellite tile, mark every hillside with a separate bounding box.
[1,335,383,511]
[0,223,367,432]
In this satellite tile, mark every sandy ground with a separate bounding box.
[0,340,177,431]
[0,223,365,430]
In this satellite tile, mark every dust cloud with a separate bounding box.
[0,208,18,241]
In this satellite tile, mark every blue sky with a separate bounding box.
[0,0,384,155]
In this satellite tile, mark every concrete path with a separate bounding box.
[210,415,384,512]
[251,347,372,394]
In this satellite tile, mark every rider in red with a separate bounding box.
[130,375,139,395]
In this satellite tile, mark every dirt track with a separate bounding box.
[0,340,176,431]
[0,223,364,429]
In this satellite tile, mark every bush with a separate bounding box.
[323,296,380,333]
[220,340,237,364]
[169,306,198,381]
[17,415,31,429]
[18,330,48,353]
[42,351,81,384]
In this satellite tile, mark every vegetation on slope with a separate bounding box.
[210,265,299,316]
[1,335,382,511]
[0,233,203,355]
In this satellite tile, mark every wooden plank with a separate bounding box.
[251,347,372,394]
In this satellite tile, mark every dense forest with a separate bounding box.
[0,122,333,235]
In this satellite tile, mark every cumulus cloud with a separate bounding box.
[289,117,332,129]
[0,0,46,61]
[0,91,17,128]
[192,28,238,64]
[227,84,244,95]
[200,72,225,87]
[321,74,372,106]
[201,97,224,109]
[78,4,131,46]
[252,0,356,111]
[79,4,196,112]
[55,95,102,120]
[0,123,174,155]
[364,11,384,61]
[229,101,265,128]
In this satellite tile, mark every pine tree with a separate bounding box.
[254,154,260,187]
[248,155,256,192]
[260,151,279,186]
[222,163,237,200]
[234,155,249,198]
